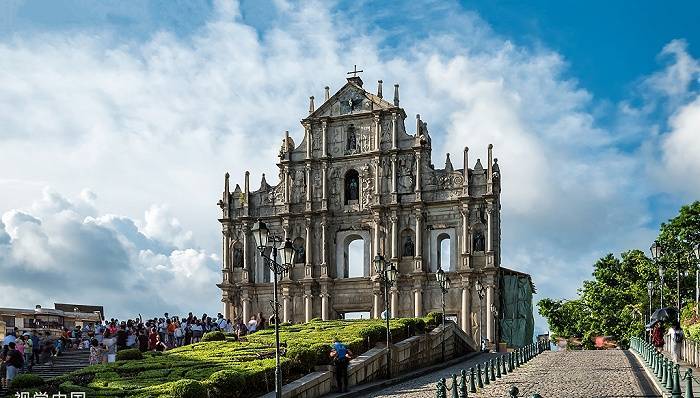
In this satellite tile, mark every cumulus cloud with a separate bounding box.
[0,0,696,328]
[0,190,219,318]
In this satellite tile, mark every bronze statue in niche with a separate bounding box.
[345,169,359,203]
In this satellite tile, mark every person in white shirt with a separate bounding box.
[247,316,258,333]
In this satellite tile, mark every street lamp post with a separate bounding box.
[251,219,296,398]
[373,254,398,379]
[695,243,700,315]
[436,268,450,362]
[646,281,654,321]
[475,279,486,351]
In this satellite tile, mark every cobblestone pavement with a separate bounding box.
[367,350,660,398]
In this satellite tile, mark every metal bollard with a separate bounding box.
[502,355,508,375]
[496,356,502,378]
[459,369,468,398]
[685,368,693,398]
[436,378,447,398]
[666,360,674,391]
[662,357,668,386]
[655,353,662,380]
[484,362,491,385]
[469,367,477,393]
[516,350,521,367]
[451,373,459,398]
[508,386,519,398]
[490,359,497,381]
[477,363,484,389]
[671,364,681,398]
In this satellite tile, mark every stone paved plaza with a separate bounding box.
[367,350,660,398]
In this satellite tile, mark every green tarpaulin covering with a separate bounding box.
[500,273,534,348]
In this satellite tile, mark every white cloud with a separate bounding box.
[0,0,695,326]
[0,189,219,317]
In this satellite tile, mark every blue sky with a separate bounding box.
[1,0,699,336]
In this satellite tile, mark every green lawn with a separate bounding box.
[33,316,437,398]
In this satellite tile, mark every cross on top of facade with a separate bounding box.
[347,65,363,78]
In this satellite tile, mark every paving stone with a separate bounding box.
[367,350,660,398]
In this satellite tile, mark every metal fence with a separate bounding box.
[434,341,548,397]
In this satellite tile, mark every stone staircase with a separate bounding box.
[30,349,91,380]
[0,350,90,396]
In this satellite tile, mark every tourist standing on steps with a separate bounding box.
[330,337,353,393]
[22,334,32,371]
[668,321,684,362]
[4,342,24,387]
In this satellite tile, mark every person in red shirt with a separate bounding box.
[148,327,158,351]
[652,322,665,352]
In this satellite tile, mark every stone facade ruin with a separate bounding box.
[217,74,529,346]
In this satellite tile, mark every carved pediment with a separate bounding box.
[307,82,395,119]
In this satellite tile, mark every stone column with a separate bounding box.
[374,114,381,151]
[222,226,231,271]
[373,290,382,319]
[320,219,328,276]
[486,283,494,343]
[391,288,399,318]
[304,219,312,278]
[373,216,381,259]
[284,167,290,204]
[463,147,469,196]
[282,294,290,323]
[304,293,312,323]
[461,209,469,255]
[242,223,250,282]
[461,282,471,334]
[305,123,312,159]
[390,215,398,259]
[391,112,397,149]
[415,152,422,197]
[391,155,397,195]
[223,297,232,320]
[242,297,251,324]
[305,165,312,210]
[322,120,328,157]
[413,288,423,317]
[415,212,422,258]
[487,144,493,194]
[321,294,329,321]
[486,205,493,252]
[322,167,327,202]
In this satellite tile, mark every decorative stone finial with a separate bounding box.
[394,84,400,106]
[377,80,383,98]
[445,153,454,172]
[309,96,315,113]
[324,86,330,101]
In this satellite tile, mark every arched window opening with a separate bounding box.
[348,239,364,278]
[401,229,415,258]
[344,169,360,204]
[438,233,451,270]
[346,124,357,150]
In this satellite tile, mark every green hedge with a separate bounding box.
[170,379,206,398]
[10,373,45,390]
[117,348,144,361]
[51,318,435,398]
[202,331,226,342]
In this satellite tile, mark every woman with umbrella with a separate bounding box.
[652,322,665,352]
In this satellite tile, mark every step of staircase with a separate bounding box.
[0,350,92,396]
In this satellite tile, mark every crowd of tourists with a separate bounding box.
[1,311,275,388]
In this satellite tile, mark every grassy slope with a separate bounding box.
[50,316,435,397]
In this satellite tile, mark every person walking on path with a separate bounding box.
[330,337,353,393]
[4,342,24,387]
[668,320,684,362]
[652,322,665,353]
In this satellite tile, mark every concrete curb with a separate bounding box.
[629,348,668,398]
[323,351,483,398]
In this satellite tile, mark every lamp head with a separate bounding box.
[281,238,295,267]
[373,254,385,274]
[436,268,445,284]
[647,280,654,291]
[694,242,700,262]
[251,219,269,250]
[387,264,398,283]
[650,240,662,261]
